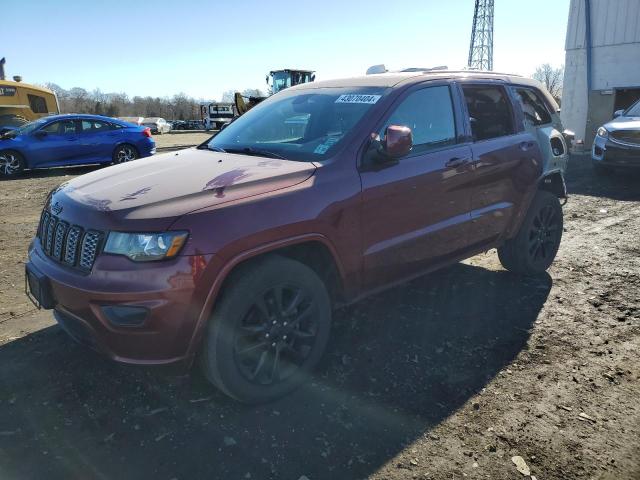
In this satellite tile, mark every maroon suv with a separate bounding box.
[26,71,566,403]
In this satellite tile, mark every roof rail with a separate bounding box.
[401,66,448,72]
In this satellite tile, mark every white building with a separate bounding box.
[561,0,640,148]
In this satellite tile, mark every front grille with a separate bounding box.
[80,231,101,270]
[611,130,640,146]
[37,210,103,272]
[53,222,68,259]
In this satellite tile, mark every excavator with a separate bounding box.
[234,69,314,116]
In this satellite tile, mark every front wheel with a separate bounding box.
[200,256,332,403]
[498,190,563,275]
[112,144,139,164]
[0,150,25,177]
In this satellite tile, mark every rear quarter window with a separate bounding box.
[514,87,552,126]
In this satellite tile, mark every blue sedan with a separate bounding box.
[0,114,156,177]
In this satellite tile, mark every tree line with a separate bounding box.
[45,84,266,120]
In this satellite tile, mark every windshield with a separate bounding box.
[207,87,387,162]
[3,118,48,137]
[624,99,640,116]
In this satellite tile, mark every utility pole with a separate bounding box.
[468,0,494,71]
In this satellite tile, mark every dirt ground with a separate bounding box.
[0,151,638,480]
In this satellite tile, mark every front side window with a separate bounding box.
[41,121,63,134]
[208,87,387,162]
[379,85,456,154]
[28,94,48,114]
[462,85,515,141]
[514,87,552,126]
[57,120,77,135]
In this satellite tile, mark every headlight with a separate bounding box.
[104,231,188,262]
[597,127,608,138]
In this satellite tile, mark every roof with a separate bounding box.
[31,113,128,123]
[289,70,538,90]
[0,79,55,95]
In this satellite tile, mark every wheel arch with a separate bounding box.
[504,170,566,241]
[188,234,348,359]
[538,169,567,199]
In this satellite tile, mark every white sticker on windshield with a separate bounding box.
[313,135,341,155]
[335,94,381,104]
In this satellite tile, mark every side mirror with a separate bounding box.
[382,125,412,159]
[220,122,229,131]
[34,130,48,138]
[310,73,316,82]
[613,109,624,118]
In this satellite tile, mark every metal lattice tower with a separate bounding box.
[468,0,494,71]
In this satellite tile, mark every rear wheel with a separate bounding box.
[112,144,138,164]
[498,190,563,275]
[0,150,25,177]
[200,256,332,403]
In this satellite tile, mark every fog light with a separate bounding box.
[101,305,149,327]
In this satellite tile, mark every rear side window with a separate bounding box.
[28,94,48,114]
[462,85,514,141]
[380,85,456,153]
[81,120,112,133]
[514,87,552,126]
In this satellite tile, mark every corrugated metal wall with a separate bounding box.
[566,0,640,50]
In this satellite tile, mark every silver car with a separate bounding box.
[142,117,171,135]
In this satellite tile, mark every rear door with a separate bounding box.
[79,119,118,162]
[359,82,475,288]
[460,82,543,245]
[29,119,82,167]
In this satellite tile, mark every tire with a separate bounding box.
[0,150,25,177]
[200,255,332,403]
[593,162,613,176]
[112,144,139,164]
[498,190,563,275]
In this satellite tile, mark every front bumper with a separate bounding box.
[592,135,640,167]
[27,239,214,365]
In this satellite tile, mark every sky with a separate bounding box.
[2,0,570,101]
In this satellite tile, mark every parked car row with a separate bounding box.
[170,119,205,130]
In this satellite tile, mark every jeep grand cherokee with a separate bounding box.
[26,71,567,403]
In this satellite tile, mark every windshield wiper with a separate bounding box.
[205,145,226,152]
[223,147,286,160]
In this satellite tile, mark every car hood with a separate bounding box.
[53,148,316,229]
[604,116,640,131]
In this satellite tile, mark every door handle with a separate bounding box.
[519,141,535,151]
[445,157,470,168]
[67,137,78,142]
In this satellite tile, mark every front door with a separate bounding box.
[360,84,476,289]
[29,119,82,167]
